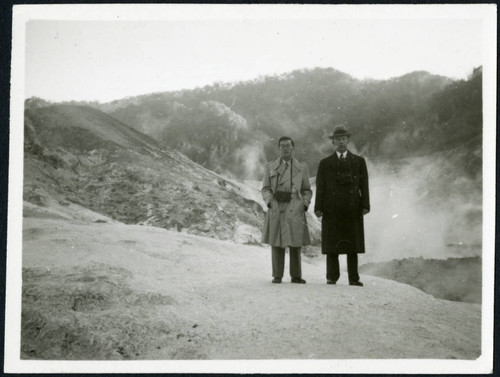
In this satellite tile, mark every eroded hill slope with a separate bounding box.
[24,105,267,243]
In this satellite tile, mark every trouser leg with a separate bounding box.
[272,247,285,278]
[326,253,340,282]
[347,253,360,282]
[289,247,302,278]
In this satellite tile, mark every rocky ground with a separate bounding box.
[360,256,482,304]
[21,215,481,360]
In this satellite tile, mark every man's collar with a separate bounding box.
[336,151,347,158]
[270,157,303,173]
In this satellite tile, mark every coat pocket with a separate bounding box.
[288,197,305,217]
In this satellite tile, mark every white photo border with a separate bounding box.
[6,3,496,374]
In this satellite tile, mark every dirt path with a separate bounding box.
[21,218,481,360]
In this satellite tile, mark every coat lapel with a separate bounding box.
[291,158,302,178]
[267,157,282,192]
[325,153,338,169]
[276,160,287,177]
[326,151,354,168]
[347,150,354,162]
[268,157,282,176]
[270,157,304,189]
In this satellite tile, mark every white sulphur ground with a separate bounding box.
[22,217,481,360]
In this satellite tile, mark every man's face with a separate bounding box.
[332,136,350,153]
[279,140,294,159]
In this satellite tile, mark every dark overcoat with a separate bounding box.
[314,151,370,255]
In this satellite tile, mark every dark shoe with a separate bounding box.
[349,281,364,286]
[327,280,336,285]
[272,277,282,284]
[291,278,306,284]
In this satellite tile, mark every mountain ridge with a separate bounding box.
[25,66,480,181]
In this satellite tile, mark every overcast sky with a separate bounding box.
[21,5,489,103]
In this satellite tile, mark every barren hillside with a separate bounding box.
[23,105,271,244]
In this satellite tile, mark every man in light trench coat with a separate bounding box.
[314,126,370,286]
[261,136,312,284]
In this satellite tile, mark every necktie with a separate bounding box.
[339,154,348,173]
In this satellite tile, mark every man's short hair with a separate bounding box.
[278,136,294,147]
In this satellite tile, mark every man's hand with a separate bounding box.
[362,208,370,215]
[314,210,323,218]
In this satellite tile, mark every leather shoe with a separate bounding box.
[272,277,282,284]
[291,277,306,284]
[349,281,364,286]
[327,280,336,285]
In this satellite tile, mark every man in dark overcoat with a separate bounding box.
[314,126,370,286]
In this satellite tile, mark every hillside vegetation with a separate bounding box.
[33,67,480,181]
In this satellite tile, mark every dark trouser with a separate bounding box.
[272,247,302,279]
[326,253,360,283]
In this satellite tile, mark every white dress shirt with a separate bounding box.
[336,151,347,159]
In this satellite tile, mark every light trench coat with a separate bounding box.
[261,157,312,247]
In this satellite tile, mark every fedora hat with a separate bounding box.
[329,126,351,139]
